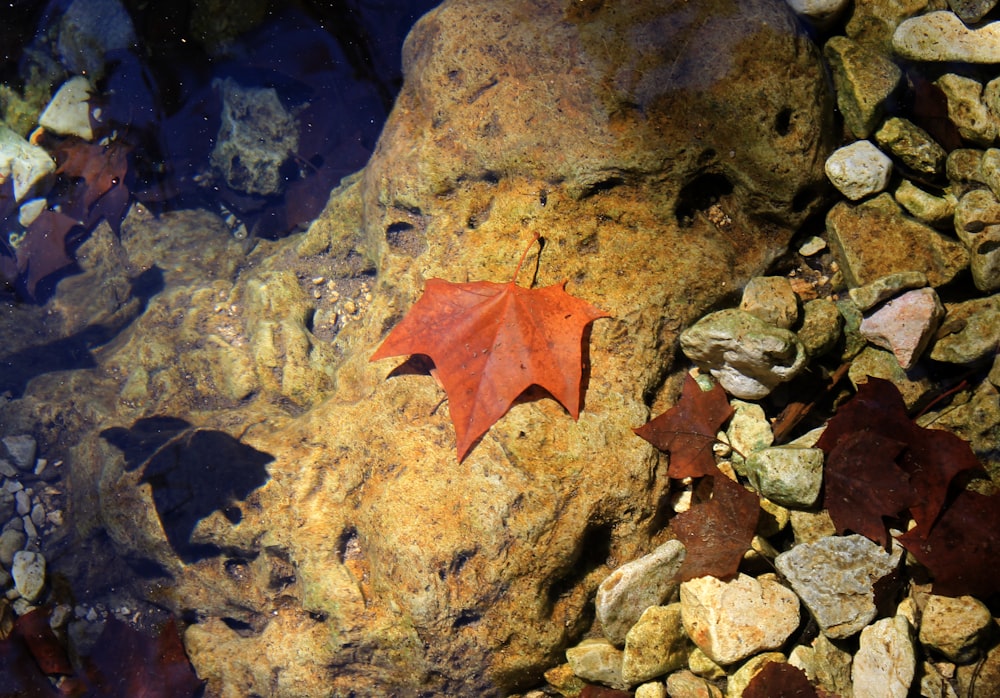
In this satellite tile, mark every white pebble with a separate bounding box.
[825,140,893,200]
[11,550,45,601]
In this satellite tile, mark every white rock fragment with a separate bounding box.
[11,550,45,602]
[17,198,46,227]
[852,615,916,698]
[775,534,903,639]
[859,287,945,369]
[825,140,892,201]
[893,11,1000,63]
[39,76,96,140]
[0,127,56,203]
[680,573,799,665]
[783,0,849,21]
[596,539,685,647]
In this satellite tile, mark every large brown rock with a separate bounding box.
[6,0,832,695]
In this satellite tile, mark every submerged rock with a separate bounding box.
[7,0,834,695]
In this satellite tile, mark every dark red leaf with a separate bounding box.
[83,617,203,698]
[898,488,1000,598]
[16,209,82,298]
[0,620,60,698]
[743,662,837,697]
[15,608,73,676]
[822,430,914,548]
[672,475,759,581]
[633,374,733,478]
[817,378,982,541]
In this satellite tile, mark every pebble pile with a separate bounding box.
[521,1,1000,696]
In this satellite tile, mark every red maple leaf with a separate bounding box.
[370,234,609,460]
[633,374,733,478]
[816,378,983,545]
[672,474,759,581]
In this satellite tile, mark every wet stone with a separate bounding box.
[740,276,799,329]
[665,669,723,698]
[852,615,916,698]
[894,180,956,227]
[726,400,774,474]
[954,189,1000,292]
[859,287,945,370]
[680,309,808,400]
[0,459,17,478]
[621,603,691,685]
[727,653,786,698]
[634,681,668,698]
[796,298,842,359]
[565,638,626,690]
[596,539,685,647]
[14,489,29,517]
[919,594,993,663]
[0,528,25,568]
[948,0,999,23]
[824,36,900,139]
[789,633,854,697]
[930,295,1000,364]
[875,117,947,177]
[2,435,36,471]
[936,74,998,146]
[826,194,969,288]
[893,11,1000,63]
[849,271,929,312]
[0,488,13,522]
[745,446,824,508]
[774,534,903,639]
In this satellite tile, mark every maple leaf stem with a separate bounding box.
[510,232,541,285]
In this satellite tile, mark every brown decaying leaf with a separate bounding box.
[633,374,733,478]
[743,662,840,698]
[671,474,759,582]
[370,234,609,460]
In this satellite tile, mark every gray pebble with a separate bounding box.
[0,489,14,523]
[2,435,36,471]
[22,515,37,541]
[0,459,17,478]
[30,503,45,529]
[0,528,25,567]
[14,489,30,517]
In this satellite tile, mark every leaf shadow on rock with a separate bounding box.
[0,266,163,397]
[101,416,273,563]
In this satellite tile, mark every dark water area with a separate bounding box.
[0,0,439,302]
